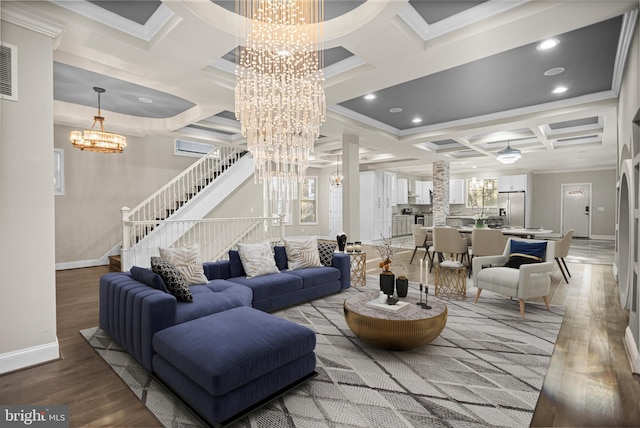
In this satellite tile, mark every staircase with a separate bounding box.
[120,146,258,271]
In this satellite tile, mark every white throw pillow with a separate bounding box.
[158,244,208,285]
[284,237,322,270]
[237,241,280,278]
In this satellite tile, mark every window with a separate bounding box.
[299,176,317,224]
[467,178,497,209]
[174,139,217,158]
[54,149,64,195]
[263,178,297,224]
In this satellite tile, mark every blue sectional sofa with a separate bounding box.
[99,246,350,426]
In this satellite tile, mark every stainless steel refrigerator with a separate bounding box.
[498,191,525,227]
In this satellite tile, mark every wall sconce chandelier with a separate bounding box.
[496,141,521,164]
[235,0,325,201]
[69,87,126,153]
[330,155,343,187]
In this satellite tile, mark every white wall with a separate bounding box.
[617,9,640,365]
[0,22,58,373]
[54,125,195,267]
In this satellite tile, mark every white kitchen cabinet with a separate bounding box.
[389,172,397,206]
[498,175,527,192]
[396,178,408,205]
[360,171,393,242]
[449,179,465,204]
[415,180,433,204]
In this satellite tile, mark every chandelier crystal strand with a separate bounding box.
[236,0,325,202]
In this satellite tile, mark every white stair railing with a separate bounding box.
[124,146,246,240]
[121,217,285,270]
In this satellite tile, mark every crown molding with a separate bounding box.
[612,8,639,96]
[1,2,66,48]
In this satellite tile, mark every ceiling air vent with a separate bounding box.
[0,42,18,101]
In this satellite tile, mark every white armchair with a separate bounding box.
[472,238,556,319]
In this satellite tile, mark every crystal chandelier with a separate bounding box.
[235,0,325,201]
[70,87,126,153]
[330,155,343,187]
[496,141,521,164]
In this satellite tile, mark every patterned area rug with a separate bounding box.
[81,280,565,428]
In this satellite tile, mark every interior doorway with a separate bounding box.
[561,183,591,238]
[329,185,343,238]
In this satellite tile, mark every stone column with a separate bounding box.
[342,134,360,240]
[432,161,450,226]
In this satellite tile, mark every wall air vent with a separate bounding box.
[0,42,18,101]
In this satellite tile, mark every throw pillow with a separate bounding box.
[284,237,323,270]
[237,241,280,278]
[229,250,246,278]
[274,246,288,271]
[158,245,208,285]
[130,266,169,293]
[318,241,336,267]
[504,240,548,269]
[150,257,193,302]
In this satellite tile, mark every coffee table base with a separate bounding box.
[344,301,447,351]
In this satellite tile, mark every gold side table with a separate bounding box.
[348,252,367,287]
[434,264,467,300]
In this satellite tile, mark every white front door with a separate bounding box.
[329,185,343,238]
[562,183,591,238]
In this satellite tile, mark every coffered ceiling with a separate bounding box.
[4,0,638,176]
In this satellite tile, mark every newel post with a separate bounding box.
[121,206,131,250]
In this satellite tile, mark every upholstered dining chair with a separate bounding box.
[553,229,574,283]
[430,226,469,272]
[469,228,508,278]
[472,238,556,319]
[409,224,432,264]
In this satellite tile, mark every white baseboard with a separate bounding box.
[0,340,59,375]
[624,326,640,374]
[591,234,615,240]
[56,243,121,271]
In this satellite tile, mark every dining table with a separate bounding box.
[422,226,553,239]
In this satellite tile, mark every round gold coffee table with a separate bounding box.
[343,290,447,351]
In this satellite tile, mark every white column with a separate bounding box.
[342,135,360,240]
[432,161,450,226]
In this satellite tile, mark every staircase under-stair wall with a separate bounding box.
[118,147,285,272]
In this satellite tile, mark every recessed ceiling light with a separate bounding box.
[544,67,565,76]
[537,38,559,51]
[364,94,376,101]
[138,97,153,104]
[472,166,477,169]
[412,117,422,123]
[389,107,402,113]
[552,86,568,94]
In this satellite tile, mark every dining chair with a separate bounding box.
[470,228,508,277]
[430,226,469,272]
[409,224,432,264]
[552,229,574,283]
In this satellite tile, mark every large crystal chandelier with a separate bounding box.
[235,0,325,201]
[70,87,126,153]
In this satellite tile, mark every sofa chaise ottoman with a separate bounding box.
[152,306,317,427]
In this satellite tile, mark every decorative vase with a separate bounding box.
[395,276,409,297]
[475,219,484,228]
[379,272,395,295]
[337,234,347,252]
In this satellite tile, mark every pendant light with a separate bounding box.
[496,141,521,164]
[329,155,344,187]
[70,87,126,153]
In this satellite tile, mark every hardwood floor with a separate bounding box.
[0,266,160,427]
[1,243,639,427]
